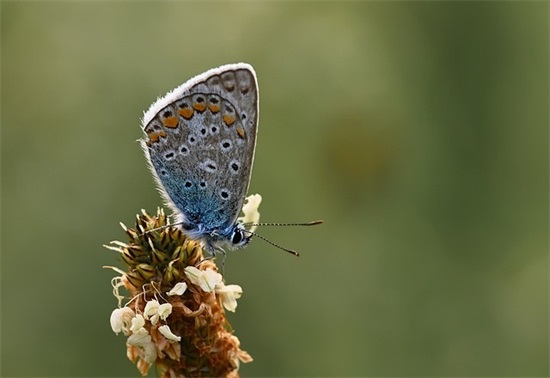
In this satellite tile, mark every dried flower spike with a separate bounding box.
[105,208,252,377]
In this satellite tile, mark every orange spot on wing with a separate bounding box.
[208,104,220,113]
[223,114,235,126]
[163,116,179,128]
[147,131,167,144]
[178,108,194,119]
[193,102,206,112]
[236,127,245,139]
[148,133,160,143]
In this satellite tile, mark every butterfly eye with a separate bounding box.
[231,229,243,245]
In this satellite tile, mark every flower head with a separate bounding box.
[105,208,252,377]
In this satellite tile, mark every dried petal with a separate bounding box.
[216,283,243,312]
[144,300,160,325]
[158,303,172,321]
[130,314,146,333]
[167,282,187,296]
[238,194,262,232]
[110,307,135,335]
[185,266,222,292]
[158,325,181,342]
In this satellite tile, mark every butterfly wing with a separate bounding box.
[141,63,259,234]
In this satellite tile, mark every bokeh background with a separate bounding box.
[2,2,547,377]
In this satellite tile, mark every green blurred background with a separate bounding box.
[2,2,547,377]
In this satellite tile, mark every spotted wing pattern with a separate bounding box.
[141,64,258,235]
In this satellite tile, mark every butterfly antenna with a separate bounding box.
[242,229,300,257]
[246,220,324,227]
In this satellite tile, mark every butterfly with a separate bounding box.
[140,63,321,256]
[140,63,261,254]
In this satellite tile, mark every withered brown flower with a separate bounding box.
[106,209,252,377]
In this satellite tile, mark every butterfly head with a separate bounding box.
[194,222,252,256]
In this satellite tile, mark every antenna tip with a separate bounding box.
[309,220,324,225]
[283,248,300,257]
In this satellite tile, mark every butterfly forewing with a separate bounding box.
[142,64,259,233]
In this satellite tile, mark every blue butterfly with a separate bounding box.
[141,63,260,253]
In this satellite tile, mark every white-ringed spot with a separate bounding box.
[219,189,231,201]
[200,159,217,173]
[220,139,232,152]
